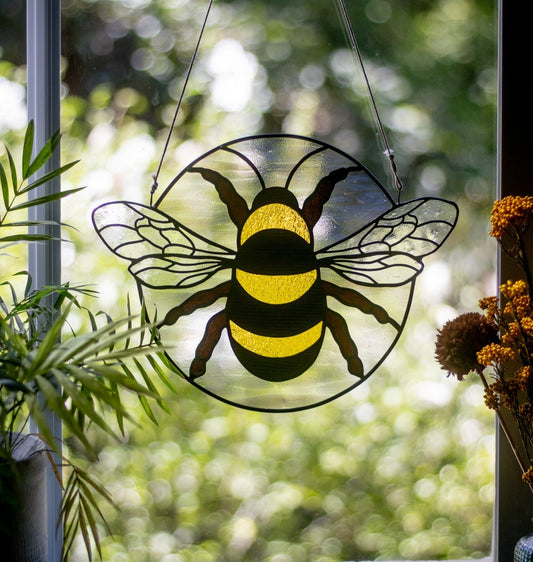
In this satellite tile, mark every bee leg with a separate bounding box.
[326,308,364,377]
[190,309,228,378]
[190,167,249,227]
[302,166,362,227]
[323,281,400,331]
[158,281,231,327]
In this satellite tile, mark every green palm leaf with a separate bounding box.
[21,119,34,178]
[9,186,85,212]
[1,122,175,561]
[22,123,61,180]
[5,148,17,193]
[0,162,9,208]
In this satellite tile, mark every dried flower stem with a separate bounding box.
[478,371,533,494]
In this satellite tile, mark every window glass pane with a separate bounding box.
[0,0,496,559]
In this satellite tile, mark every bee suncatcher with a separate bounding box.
[93,0,458,412]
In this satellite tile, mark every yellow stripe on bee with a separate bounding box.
[236,269,317,304]
[240,204,311,245]
[230,320,323,358]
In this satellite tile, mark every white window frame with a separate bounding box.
[26,1,63,560]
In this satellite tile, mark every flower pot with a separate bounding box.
[515,533,533,562]
[1,434,48,561]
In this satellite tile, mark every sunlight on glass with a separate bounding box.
[477,67,497,97]
[372,65,412,101]
[442,0,472,20]
[120,0,151,8]
[391,104,432,135]
[90,31,114,56]
[149,479,172,506]
[90,83,113,109]
[136,14,162,38]
[95,273,120,307]
[228,517,258,554]
[419,163,447,194]
[107,133,156,191]
[0,76,26,133]
[151,29,176,53]
[282,90,319,135]
[419,260,452,303]
[266,40,292,62]
[150,531,177,557]
[207,39,258,112]
[422,0,474,61]
[87,123,116,155]
[353,402,376,423]
[329,48,359,89]
[131,47,155,71]
[365,0,392,23]
[414,380,453,406]
[299,63,325,90]
[459,418,486,446]
[115,87,143,110]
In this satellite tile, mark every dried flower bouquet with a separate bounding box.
[435,195,533,488]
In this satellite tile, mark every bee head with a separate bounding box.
[251,187,299,211]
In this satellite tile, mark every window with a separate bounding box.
[5,0,511,559]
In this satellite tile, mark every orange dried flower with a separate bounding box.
[476,342,516,367]
[501,279,528,300]
[514,295,532,318]
[479,296,499,322]
[484,384,501,410]
[507,377,521,396]
[502,322,521,347]
[490,195,533,238]
[484,379,515,410]
[521,317,533,336]
[516,366,533,390]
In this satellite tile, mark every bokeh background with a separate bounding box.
[0,0,496,559]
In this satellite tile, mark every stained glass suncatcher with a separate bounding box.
[93,134,458,411]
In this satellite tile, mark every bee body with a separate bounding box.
[227,188,326,381]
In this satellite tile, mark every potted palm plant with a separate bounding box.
[0,122,174,560]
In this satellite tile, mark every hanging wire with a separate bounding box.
[335,0,404,202]
[150,0,215,205]
[151,0,403,203]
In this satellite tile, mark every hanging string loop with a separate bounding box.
[335,0,404,202]
[150,0,215,205]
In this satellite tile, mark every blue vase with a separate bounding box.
[515,534,533,562]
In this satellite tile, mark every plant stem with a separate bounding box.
[479,371,533,495]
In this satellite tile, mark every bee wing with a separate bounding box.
[320,251,424,287]
[317,197,458,286]
[92,201,235,289]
